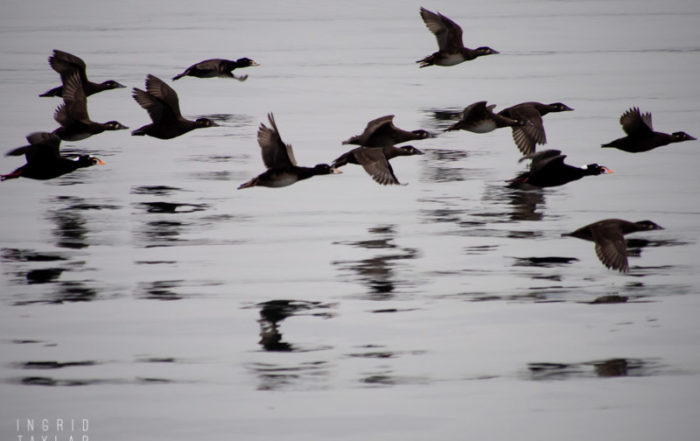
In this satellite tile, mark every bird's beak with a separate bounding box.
[563,106,574,111]
[332,168,342,174]
[115,82,126,89]
[415,148,425,155]
[688,134,697,140]
[602,166,613,174]
[95,158,105,165]
[251,61,260,66]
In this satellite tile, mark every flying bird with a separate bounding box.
[602,107,696,153]
[1,132,104,181]
[132,74,219,139]
[417,7,498,68]
[562,219,664,272]
[238,113,341,189]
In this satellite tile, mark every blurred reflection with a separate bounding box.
[333,225,419,300]
[248,300,335,391]
[256,300,335,352]
[136,280,184,301]
[528,357,661,380]
[47,197,89,249]
[422,107,462,131]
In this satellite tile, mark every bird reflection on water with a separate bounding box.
[332,225,420,300]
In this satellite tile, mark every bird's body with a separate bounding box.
[509,149,612,188]
[332,145,423,185]
[417,7,498,68]
[497,101,574,156]
[602,107,696,153]
[445,101,526,133]
[238,113,340,189]
[132,74,218,139]
[51,71,128,141]
[563,219,664,272]
[172,58,259,81]
[342,115,431,147]
[1,132,104,181]
[39,49,125,98]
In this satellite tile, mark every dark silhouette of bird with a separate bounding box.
[497,102,574,156]
[132,74,219,139]
[562,219,664,272]
[602,107,696,153]
[445,101,528,133]
[342,115,431,147]
[238,113,341,189]
[417,7,498,68]
[508,149,612,188]
[1,132,104,181]
[172,57,260,81]
[39,50,125,98]
[52,71,128,141]
[332,145,424,185]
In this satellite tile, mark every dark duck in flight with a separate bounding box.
[602,107,696,153]
[562,219,664,272]
[52,71,128,141]
[417,7,498,68]
[172,57,260,81]
[332,145,423,185]
[342,115,431,147]
[508,149,612,188]
[39,49,125,98]
[497,102,574,156]
[445,101,528,133]
[1,132,104,181]
[238,113,341,189]
[132,74,219,139]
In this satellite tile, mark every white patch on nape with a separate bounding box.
[469,120,497,133]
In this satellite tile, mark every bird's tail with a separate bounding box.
[172,72,186,81]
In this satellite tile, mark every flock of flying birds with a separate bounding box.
[1,7,696,273]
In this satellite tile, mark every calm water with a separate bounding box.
[2,1,700,440]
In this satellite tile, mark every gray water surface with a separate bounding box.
[2,1,700,440]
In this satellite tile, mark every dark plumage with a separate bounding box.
[497,102,574,155]
[39,50,125,98]
[342,115,431,147]
[131,74,219,139]
[1,132,104,181]
[445,101,528,133]
[417,7,498,68]
[508,149,612,188]
[562,219,664,272]
[238,113,341,189]
[602,107,696,153]
[52,71,128,141]
[172,58,260,81]
[332,145,424,185]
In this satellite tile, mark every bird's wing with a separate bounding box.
[531,151,566,174]
[60,70,90,122]
[592,225,629,272]
[49,50,88,82]
[144,74,182,117]
[507,106,547,155]
[620,107,653,136]
[420,8,463,51]
[132,88,171,123]
[6,132,62,162]
[353,147,401,185]
[258,113,296,169]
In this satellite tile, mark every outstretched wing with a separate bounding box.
[49,49,88,83]
[258,113,297,169]
[592,224,629,272]
[353,147,401,185]
[420,7,464,51]
[144,74,182,117]
[619,107,653,136]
